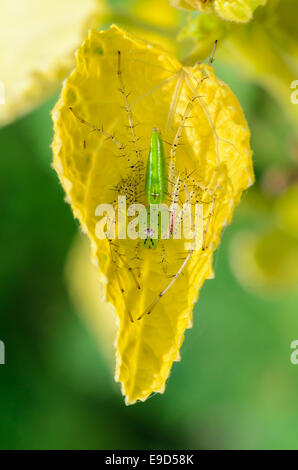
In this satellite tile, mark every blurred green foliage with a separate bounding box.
[0,1,298,450]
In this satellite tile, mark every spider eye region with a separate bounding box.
[145,228,154,238]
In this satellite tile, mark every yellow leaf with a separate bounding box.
[230,229,298,295]
[128,0,182,55]
[218,0,298,128]
[0,0,106,127]
[169,0,196,10]
[275,185,298,239]
[170,0,267,22]
[214,0,267,23]
[52,25,253,404]
[111,0,184,57]
[134,0,180,29]
[177,0,298,127]
[230,184,298,295]
[65,234,117,366]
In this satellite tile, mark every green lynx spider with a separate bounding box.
[69,44,218,322]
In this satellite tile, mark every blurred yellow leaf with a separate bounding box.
[275,185,298,238]
[117,0,183,55]
[65,234,117,366]
[170,0,266,22]
[0,0,106,127]
[230,229,298,295]
[230,183,298,295]
[213,0,267,23]
[215,0,298,127]
[169,0,195,10]
[52,25,253,404]
[178,11,227,62]
[134,0,180,28]
[177,0,298,127]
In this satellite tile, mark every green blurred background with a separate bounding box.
[1,0,298,450]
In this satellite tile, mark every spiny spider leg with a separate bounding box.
[168,92,195,189]
[169,176,181,236]
[168,67,211,192]
[202,191,216,252]
[159,242,168,274]
[137,249,194,320]
[116,251,141,290]
[69,107,124,150]
[108,240,134,323]
[138,174,218,320]
[110,193,141,291]
[117,51,143,184]
[131,241,142,280]
[138,170,192,320]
